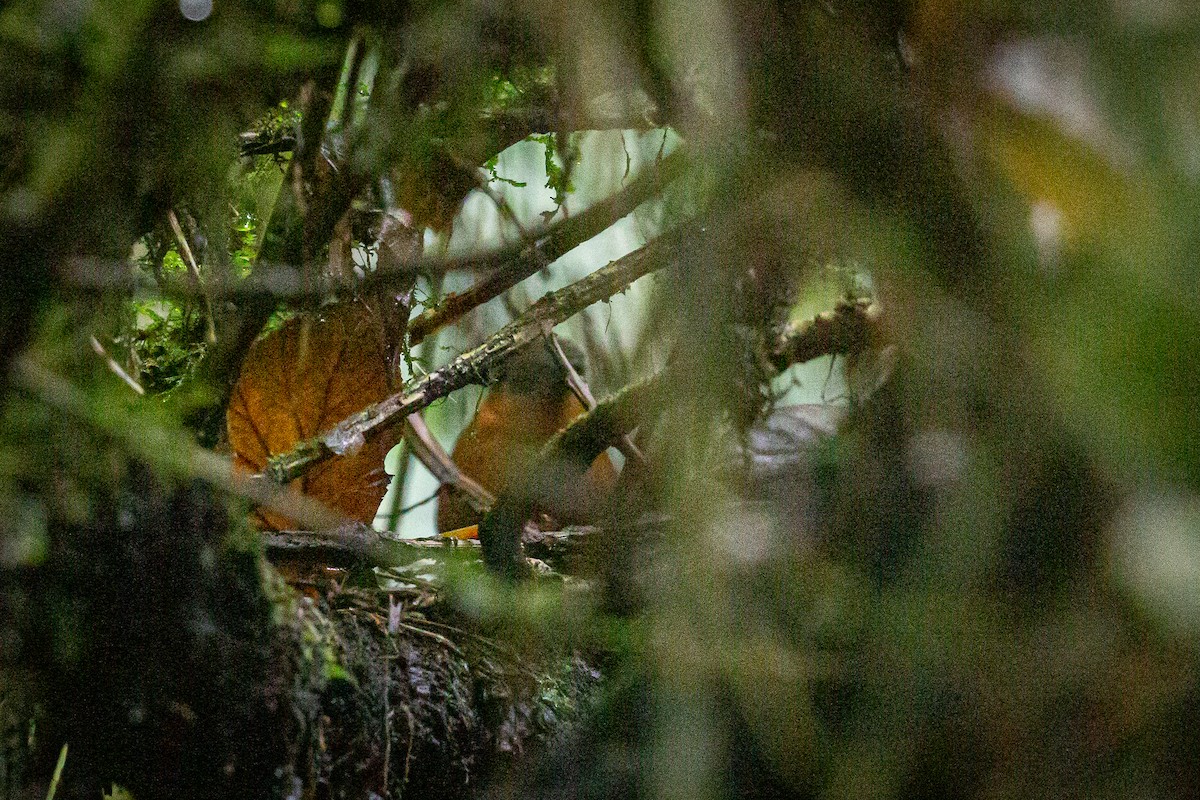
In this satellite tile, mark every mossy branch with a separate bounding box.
[265,236,672,485]
[771,298,882,371]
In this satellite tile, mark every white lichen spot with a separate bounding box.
[179,0,212,22]
[324,427,366,456]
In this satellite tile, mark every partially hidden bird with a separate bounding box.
[437,339,617,536]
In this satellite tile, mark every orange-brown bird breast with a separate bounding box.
[436,387,617,533]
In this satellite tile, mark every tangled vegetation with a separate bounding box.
[4,1,1200,799]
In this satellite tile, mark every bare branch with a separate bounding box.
[407,151,688,344]
[167,209,217,343]
[89,336,145,396]
[261,521,635,574]
[548,331,598,408]
[403,414,495,514]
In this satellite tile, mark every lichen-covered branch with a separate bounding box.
[771,298,883,370]
[266,236,672,485]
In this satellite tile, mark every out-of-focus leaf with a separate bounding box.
[1112,491,1200,641]
[260,32,343,73]
[1031,266,1200,487]
[979,100,1162,260]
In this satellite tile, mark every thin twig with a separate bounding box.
[373,486,441,525]
[90,335,145,395]
[547,331,647,467]
[548,330,598,407]
[408,617,506,653]
[46,743,68,800]
[167,209,217,344]
[393,621,465,657]
[403,414,495,514]
[449,151,539,249]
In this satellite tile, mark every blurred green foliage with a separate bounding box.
[6,0,1200,799]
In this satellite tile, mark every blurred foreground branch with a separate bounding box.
[13,357,347,531]
[60,149,685,317]
[479,298,886,577]
[239,96,663,159]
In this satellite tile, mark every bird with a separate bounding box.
[437,339,617,535]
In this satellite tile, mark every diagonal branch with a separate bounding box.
[14,357,347,531]
[59,149,688,325]
[403,414,494,515]
[167,209,217,344]
[265,234,674,485]
[406,150,688,344]
[770,298,882,370]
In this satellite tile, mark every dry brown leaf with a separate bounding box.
[228,301,399,530]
